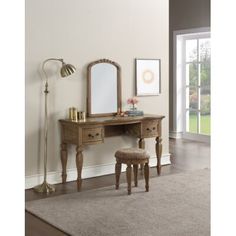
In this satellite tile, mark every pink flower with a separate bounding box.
[127,97,139,105]
[127,98,132,104]
[132,97,138,104]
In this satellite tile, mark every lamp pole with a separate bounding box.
[33,58,76,194]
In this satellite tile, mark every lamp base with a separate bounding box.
[33,181,56,194]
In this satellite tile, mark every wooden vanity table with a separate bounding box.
[59,58,165,190]
[59,114,164,190]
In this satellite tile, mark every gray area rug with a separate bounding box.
[26,169,210,236]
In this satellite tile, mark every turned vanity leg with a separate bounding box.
[76,146,84,191]
[61,143,68,183]
[156,137,162,175]
[139,138,145,172]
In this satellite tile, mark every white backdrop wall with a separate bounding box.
[25,0,169,183]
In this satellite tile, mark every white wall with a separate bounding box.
[25,0,169,182]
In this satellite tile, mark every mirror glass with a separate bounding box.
[87,59,121,117]
[91,63,117,114]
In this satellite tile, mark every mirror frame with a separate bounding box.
[87,59,122,117]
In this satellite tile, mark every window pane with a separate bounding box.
[186,87,189,109]
[188,87,198,110]
[186,39,197,62]
[200,113,211,135]
[199,38,211,62]
[200,90,210,113]
[186,63,197,86]
[200,87,210,135]
[200,63,210,88]
[186,110,189,132]
[187,111,198,134]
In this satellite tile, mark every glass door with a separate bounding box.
[184,34,211,139]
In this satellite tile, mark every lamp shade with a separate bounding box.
[60,63,76,77]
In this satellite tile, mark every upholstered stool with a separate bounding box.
[115,148,150,195]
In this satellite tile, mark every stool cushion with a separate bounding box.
[115,148,150,160]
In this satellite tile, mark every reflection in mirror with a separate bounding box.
[87,59,121,117]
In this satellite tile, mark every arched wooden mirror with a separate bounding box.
[87,59,122,117]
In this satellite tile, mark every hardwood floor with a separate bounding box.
[169,138,210,170]
[25,139,210,236]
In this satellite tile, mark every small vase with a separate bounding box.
[130,105,137,111]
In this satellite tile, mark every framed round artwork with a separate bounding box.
[135,58,161,96]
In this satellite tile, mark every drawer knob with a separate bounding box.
[96,133,99,136]
[153,127,156,130]
[146,128,151,131]
[88,134,94,138]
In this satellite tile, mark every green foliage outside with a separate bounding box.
[189,62,210,115]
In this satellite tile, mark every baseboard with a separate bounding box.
[25,153,171,189]
[169,131,183,139]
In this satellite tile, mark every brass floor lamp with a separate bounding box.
[34,58,76,194]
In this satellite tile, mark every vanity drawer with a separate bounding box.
[142,120,159,137]
[82,127,104,144]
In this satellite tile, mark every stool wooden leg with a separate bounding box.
[144,163,149,192]
[139,138,145,175]
[126,164,132,195]
[140,164,144,175]
[133,164,138,187]
[115,162,121,189]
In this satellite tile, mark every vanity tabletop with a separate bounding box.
[59,114,165,126]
